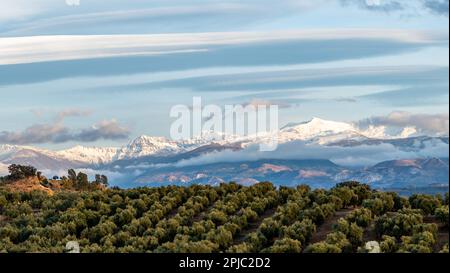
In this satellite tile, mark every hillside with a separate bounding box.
[0,176,54,195]
[0,165,108,196]
[0,181,448,253]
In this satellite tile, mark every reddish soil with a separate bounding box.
[1,177,53,195]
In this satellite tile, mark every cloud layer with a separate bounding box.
[423,0,449,16]
[357,112,450,136]
[171,138,449,168]
[1,29,442,65]
[0,110,130,145]
[341,0,449,16]
[0,0,447,36]
[0,30,446,86]
[340,0,405,12]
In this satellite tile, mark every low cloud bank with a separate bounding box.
[172,139,449,168]
[356,111,449,136]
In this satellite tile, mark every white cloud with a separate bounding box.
[357,112,449,136]
[0,29,445,65]
[171,139,449,168]
[0,0,54,22]
[0,109,130,145]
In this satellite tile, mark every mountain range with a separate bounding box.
[1,118,448,190]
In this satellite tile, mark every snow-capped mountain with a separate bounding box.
[281,118,355,138]
[0,144,86,171]
[0,117,445,162]
[117,136,180,159]
[0,117,445,166]
[56,146,120,165]
[0,144,46,159]
[276,117,421,145]
[1,117,448,190]
[276,118,365,146]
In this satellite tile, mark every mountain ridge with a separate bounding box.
[1,117,448,188]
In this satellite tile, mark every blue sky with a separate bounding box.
[0,0,448,150]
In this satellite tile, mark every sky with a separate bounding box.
[0,0,448,150]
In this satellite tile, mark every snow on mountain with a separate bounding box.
[0,144,86,171]
[0,144,56,161]
[281,117,355,138]
[399,127,418,138]
[1,144,44,158]
[116,136,186,160]
[357,125,390,139]
[278,117,422,144]
[1,117,447,171]
[57,146,120,165]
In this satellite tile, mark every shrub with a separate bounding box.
[334,182,372,205]
[205,226,233,249]
[380,235,397,253]
[7,165,37,180]
[207,210,228,226]
[374,209,423,239]
[345,208,373,227]
[226,243,252,253]
[330,187,357,208]
[435,205,449,227]
[409,194,441,215]
[259,218,281,240]
[398,231,436,253]
[263,238,302,253]
[304,242,342,253]
[362,198,385,216]
[440,243,449,253]
[363,193,395,216]
[333,219,363,247]
[281,219,316,244]
[245,232,267,252]
[323,231,352,252]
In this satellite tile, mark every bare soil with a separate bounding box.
[232,207,277,245]
[309,208,356,244]
[363,223,377,242]
[1,177,53,195]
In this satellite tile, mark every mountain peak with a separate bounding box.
[281,117,354,137]
[307,117,350,127]
[118,135,182,159]
[132,135,173,143]
[309,117,327,123]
